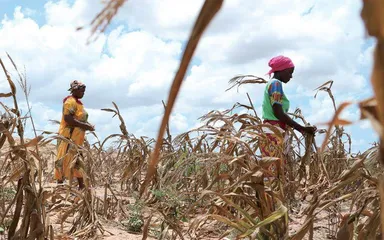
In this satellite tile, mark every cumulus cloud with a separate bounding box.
[0,0,375,152]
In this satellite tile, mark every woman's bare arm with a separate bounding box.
[272,104,315,134]
[64,114,94,131]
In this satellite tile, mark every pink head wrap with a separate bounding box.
[267,55,295,77]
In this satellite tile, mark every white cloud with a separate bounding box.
[22,8,36,17]
[0,0,375,152]
[360,119,372,130]
[44,0,103,27]
[359,43,375,69]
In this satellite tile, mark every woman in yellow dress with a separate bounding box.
[54,80,95,189]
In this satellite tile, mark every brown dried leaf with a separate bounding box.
[29,150,43,162]
[0,58,17,95]
[314,80,333,98]
[320,101,353,151]
[359,97,382,134]
[88,0,127,40]
[226,75,267,92]
[313,80,333,91]
[0,92,12,98]
[359,97,377,119]
[239,203,288,238]
[101,108,116,113]
[0,122,15,146]
[379,176,384,239]
[19,135,44,148]
[371,44,384,128]
[361,0,384,38]
[140,0,224,196]
[259,157,279,168]
[209,214,246,232]
[142,215,153,240]
[290,218,314,240]
[5,167,24,184]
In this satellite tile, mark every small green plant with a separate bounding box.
[219,163,229,174]
[126,213,143,232]
[151,189,166,200]
[123,199,144,233]
[0,187,16,201]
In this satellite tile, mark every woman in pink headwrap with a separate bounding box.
[260,55,316,177]
[256,55,316,240]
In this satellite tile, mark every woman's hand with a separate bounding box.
[84,123,95,132]
[271,105,317,135]
[64,114,95,131]
[300,126,317,135]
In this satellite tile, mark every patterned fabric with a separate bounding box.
[260,128,288,239]
[267,55,294,77]
[68,80,86,92]
[259,119,288,215]
[262,79,290,121]
[63,95,83,105]
[259,120,287,177]
[54,96,88,181]
[263,119,287,131]
[269,80,284,105]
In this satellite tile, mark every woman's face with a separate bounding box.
[280,67,295,83]
[72,86,86,99]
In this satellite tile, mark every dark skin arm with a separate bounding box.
[272,104,316,134]
[64,114,95,131]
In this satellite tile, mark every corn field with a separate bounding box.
[1,0,384,239]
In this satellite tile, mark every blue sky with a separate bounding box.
[1,0,46,25]
[0,0,378,152]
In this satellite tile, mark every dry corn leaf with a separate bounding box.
[0,92,12,98]
[226,75,267,92]
[0,58,17,95]
[320,173,361,199]
[210,214,247,232]
[140,0,224,196]
[316,193,354,215]
[5,167,24,184]
[378,176,384,239]
[361,0,384,39]
[259,157,279,168]
[320,101,353,151]
[290,218,314,240]
[337,158,364,182]
[28,150,43,162]
[359,97,378,119]
[239,203,288,238]
[361,109,383,137]
[0,122,15,146]
[314,80,333,98]
[313,80,333,91]
[101,108,116,114]
[371,45,384,126]
[18,135,44,148]
[142,214,153,240]
[257,123,284,139]
[88,0,127,39]
[202,190,258,225]
[336,214,352,240]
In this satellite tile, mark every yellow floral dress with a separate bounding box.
[54,96,88,180]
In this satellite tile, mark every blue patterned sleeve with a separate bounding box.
[268,80,284,106]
